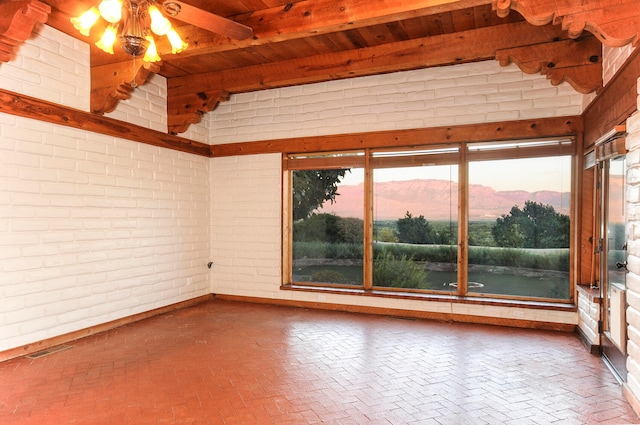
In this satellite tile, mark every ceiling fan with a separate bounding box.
[71,0,253,61]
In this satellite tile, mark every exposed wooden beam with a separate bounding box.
[168,21,592,133]
[210,116,582,157]
[0,0,50,63]
[168,0,493,58]
[0,88,212,157]
[169,20,570,95]
[90,60,162,114]
[583,48,640,148]
[496,35,602,94]
[167,90,229,135]
[494,0,640,47]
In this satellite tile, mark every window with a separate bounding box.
[284,139,575,302]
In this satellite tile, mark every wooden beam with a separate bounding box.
[91,60,162,114]
[0,88,212,157]
[0,0,50,63]
[168,20,571,96]
[496,35,602,94]
[210,116,583,157]
[582,48,640,148]
[149,0,494,58]
[167,89,229,135]
[493,0,640,47]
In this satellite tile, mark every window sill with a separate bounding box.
[280,283,577,312]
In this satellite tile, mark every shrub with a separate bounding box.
[373,250,428,289]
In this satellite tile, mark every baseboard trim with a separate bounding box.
[575,326,600,354]
[215,294,577,332]
[0,294,214,363]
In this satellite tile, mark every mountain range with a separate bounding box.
[318,179,572,221]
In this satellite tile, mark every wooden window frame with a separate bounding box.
[283,138,577,304]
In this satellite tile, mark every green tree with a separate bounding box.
[395,211,435,244]
[492,201,569,248]
[293,169,348,221]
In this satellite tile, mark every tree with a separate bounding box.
[492,201,570,248]
[395,211,435,244]
[292,169,348,221]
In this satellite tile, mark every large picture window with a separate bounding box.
[284,139,575,302]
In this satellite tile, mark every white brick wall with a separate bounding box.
[0,24,89,111]
[626,97,640,404]
[209,61,585,144]
[105,73,167,132]
[0,114,211,351]
[0,25,211,352]
[603,44,636,86]
[210,154,283,298]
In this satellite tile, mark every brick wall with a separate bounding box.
[209,62,585,325]
[209,60,584,144]
[626,105,640,408]
[0,25,89,111]
[0,24,211,352]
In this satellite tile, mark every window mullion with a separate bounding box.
[364,149,373,291]
[458,146,469,296]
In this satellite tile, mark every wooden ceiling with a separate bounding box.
[5,0,640,134]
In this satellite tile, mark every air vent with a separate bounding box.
[25,344,72,359]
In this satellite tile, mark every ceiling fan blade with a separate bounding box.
[162,1,253,40]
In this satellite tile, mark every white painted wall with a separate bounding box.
[625,93,640,409]
[209,61,585,144]
[209,61,586,325]
[0,25,211,352]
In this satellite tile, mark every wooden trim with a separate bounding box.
[0,88,212,157]
[575,326,600,355]
[211,116,583,157]
[583,48,640,148]
[0,0,50,63]
[0,294,214,362]
[216,293,577,332]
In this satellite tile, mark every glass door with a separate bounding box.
[600,156,627,380]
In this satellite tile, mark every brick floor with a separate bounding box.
[0,299,638,424]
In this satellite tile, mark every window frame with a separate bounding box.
[283,138,577,304]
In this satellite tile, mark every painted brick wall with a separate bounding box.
[0,25,89,111]
[209,61,585,144]
[210,154,282,298]
[0,25,211,352]
[209,62,585,325]
[105,73,210,142]
[626,103,640,406]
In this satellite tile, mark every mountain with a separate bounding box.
[318,179,571,221]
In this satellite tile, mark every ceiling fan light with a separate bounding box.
[96,24,118,54]
[167,29,188,54]
[98,0,123,24]
[148,5,172,36]
[143,35,161,63]
[70,7,100,37]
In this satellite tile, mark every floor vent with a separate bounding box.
[25,345,72,359]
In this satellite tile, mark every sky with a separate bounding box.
[339,156,571,193]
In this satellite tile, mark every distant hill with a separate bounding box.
[318,179,571,221]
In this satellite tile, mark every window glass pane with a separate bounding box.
[468,156,571,299]
[291,168,364,286]
[372,165,458,291]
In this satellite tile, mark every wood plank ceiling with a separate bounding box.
[11,0,640,134]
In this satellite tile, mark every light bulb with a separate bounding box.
[149,5,172,36]
[143,35,161,62]
[70,7,100,36]
[98,0,123,24]
[167,29,188,54]
[96,24,118,54]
